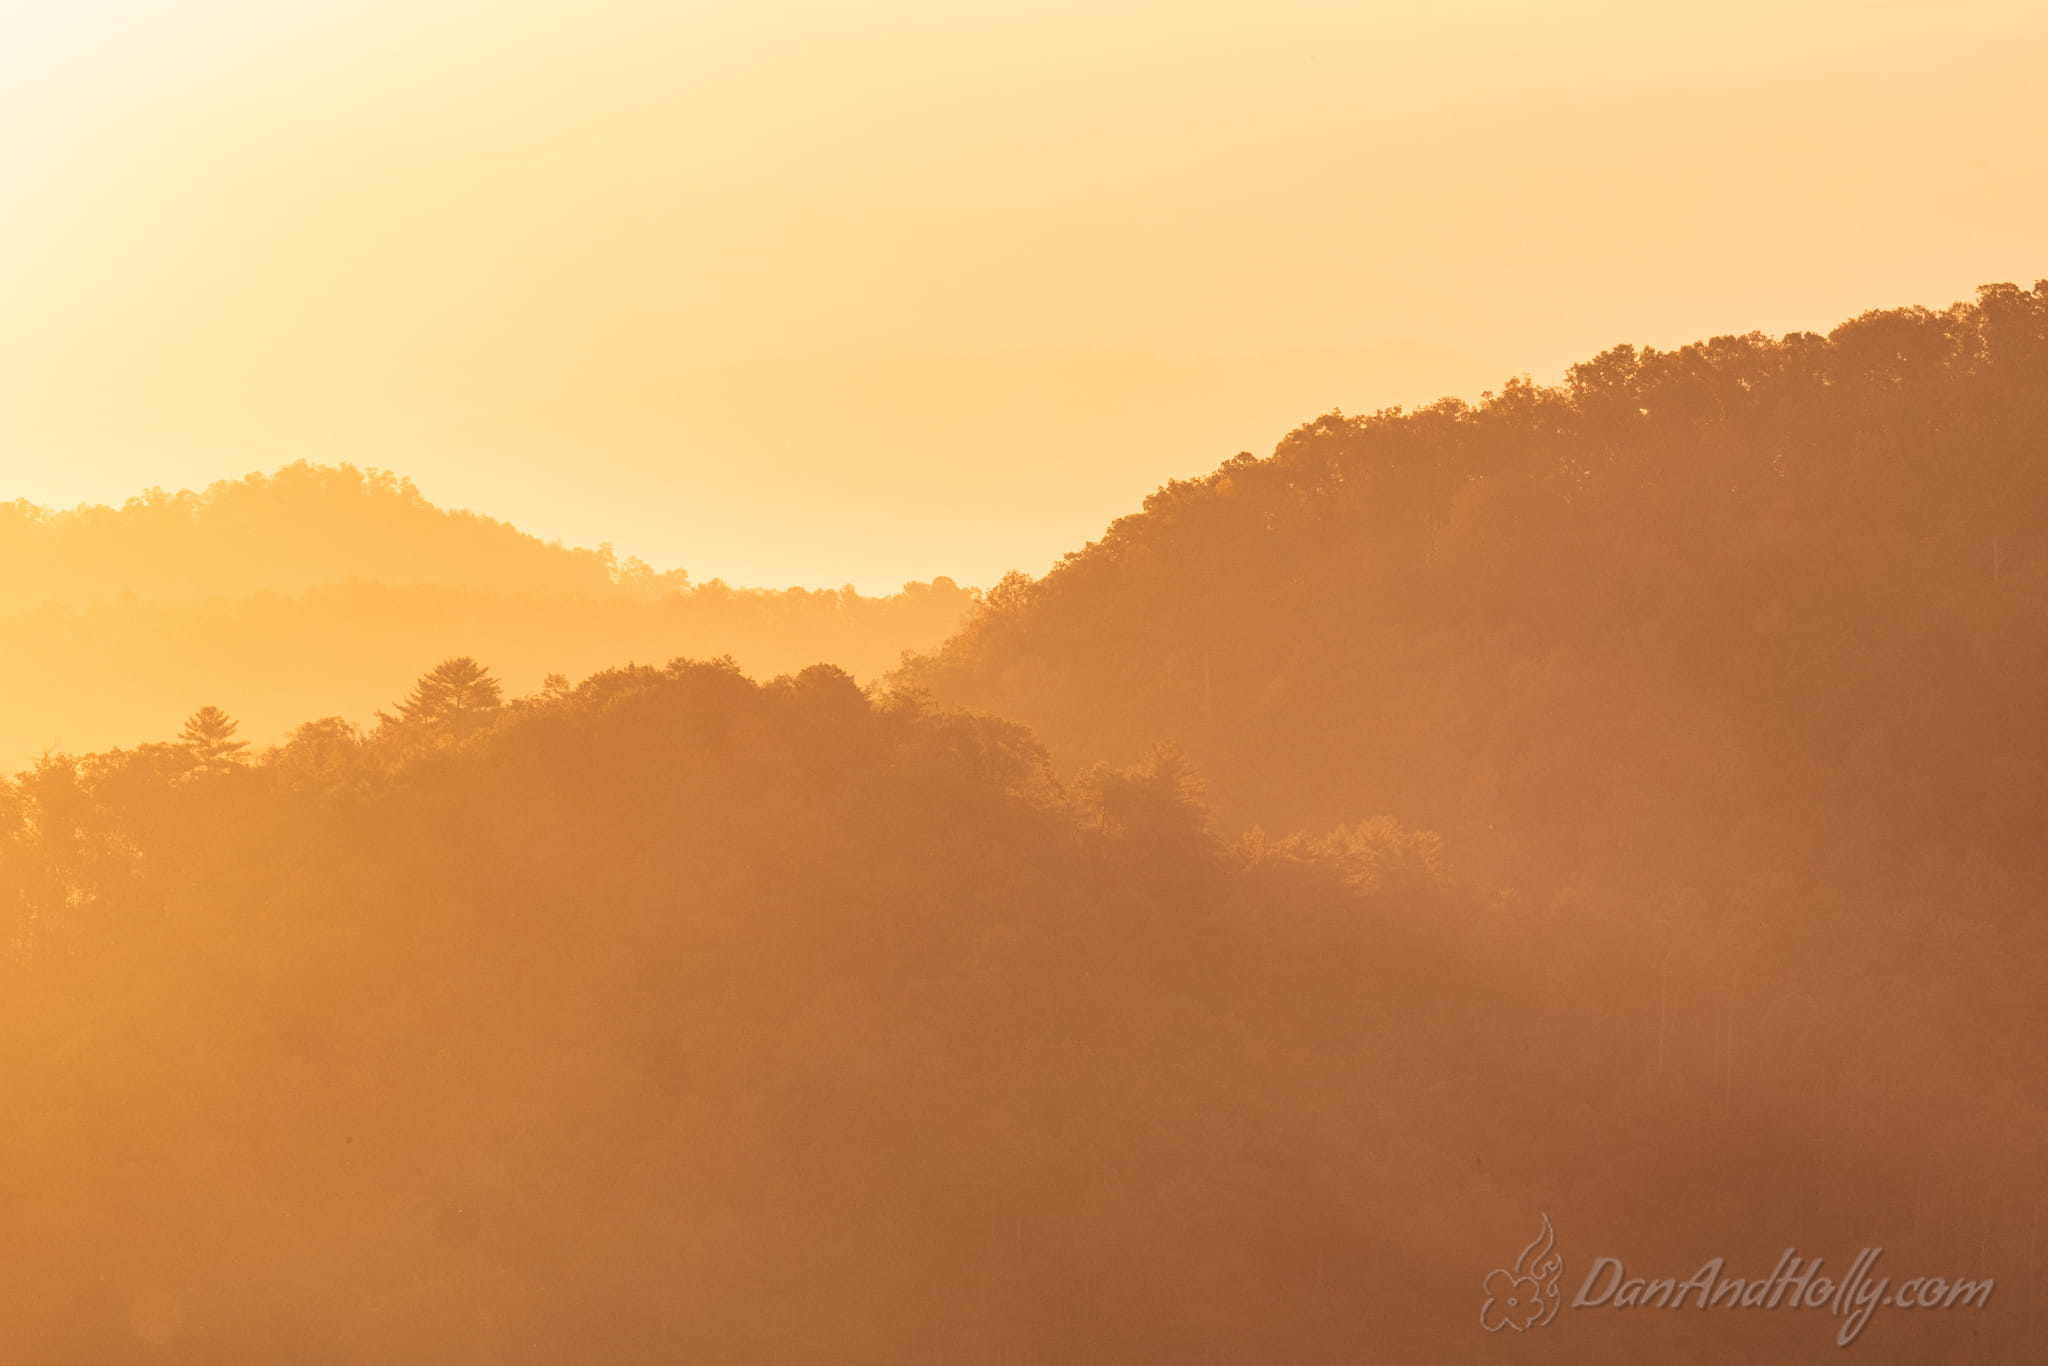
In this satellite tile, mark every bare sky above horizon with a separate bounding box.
[3,0,2044,590]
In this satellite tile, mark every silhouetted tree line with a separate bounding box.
[0,462,974,764]
[903,283,2048,907]
[5,285,2046,1362]
[1,652,2040,1362]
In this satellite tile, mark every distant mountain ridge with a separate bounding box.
[0,462,618,611]
[0,461,973,766]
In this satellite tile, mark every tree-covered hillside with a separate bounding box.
[2,660,2038,1362]
[902,283,2048,909]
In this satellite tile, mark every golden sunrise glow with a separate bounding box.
[4,4,2047,1361]
[4,0,2045,588]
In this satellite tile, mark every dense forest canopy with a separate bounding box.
[7,0,2043,1353]
[4,284,2044,1361]
[901,282,2048,908]
[2,659,2037,1362]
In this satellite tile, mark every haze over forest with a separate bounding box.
[9,0,2048,1358]
[5,281,2045,1362]
[0,463,972,770]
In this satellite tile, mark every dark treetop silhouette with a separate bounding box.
[4,284,2045,1363]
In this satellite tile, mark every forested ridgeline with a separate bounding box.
[0,661,2039,1362]
[0,463,974,764]
[0,463,619,608]
[899,283,2048,913]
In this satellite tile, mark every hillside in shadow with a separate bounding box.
[4,659,2037,1362]
[901,283,2048,915]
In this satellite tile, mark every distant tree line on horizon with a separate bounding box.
[0,462,976,766]
[2,282,2045,1362]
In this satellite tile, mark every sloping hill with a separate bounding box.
[0,462,616,609]
[901,282,2048,905]
[4,660,2035,1363]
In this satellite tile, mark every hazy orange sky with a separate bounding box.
[3,0,2044,591]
